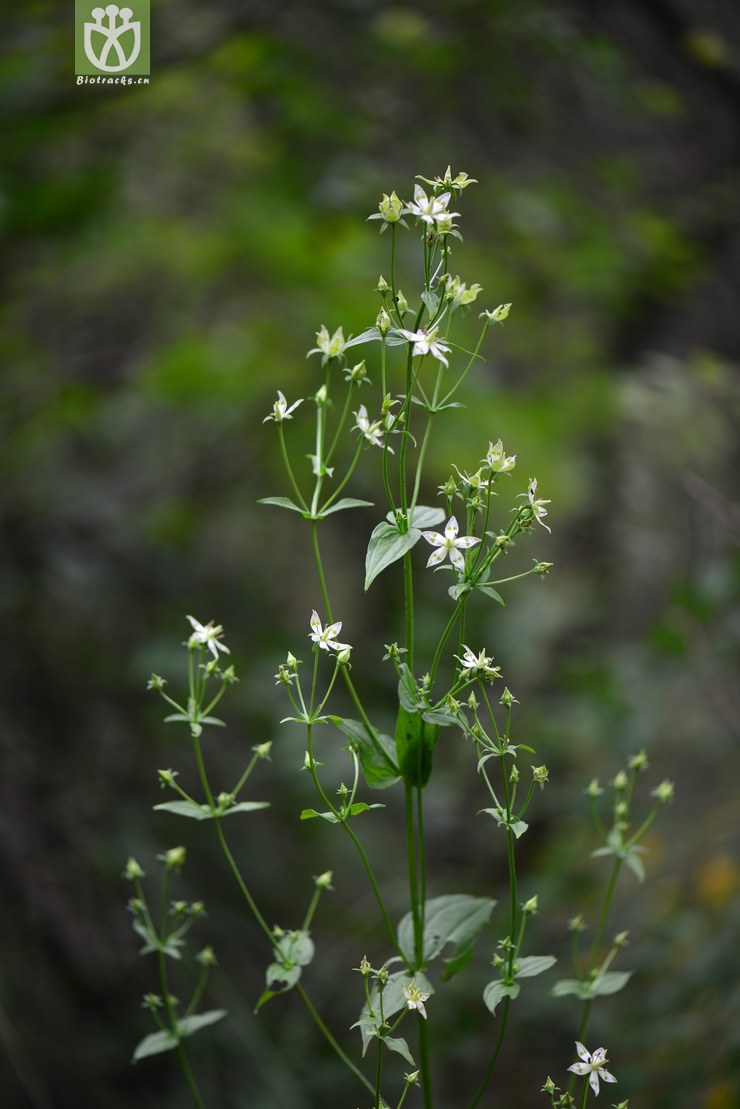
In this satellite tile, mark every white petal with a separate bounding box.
[454,535,481,549]
[437,191,451,208]
[325,621,343,639]
[413,183,426,204]
[417,1000,427,1019]
[591,1049,606,1065]
[422,530,445,547]
[426,547,447,568]
[575,1043,590,1063]
[568,1063,589,1076]
[589,1072,600,1096]
[328,640,350,653]
[310,610,322,635]
[445,516,459,538]
[449,547,465,573]
[599,1070,616,1084]
[186,615,202,632]
[217,642,230,654]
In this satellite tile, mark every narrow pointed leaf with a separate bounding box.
[177,1010,227,1038]
[132,1030,179,1062]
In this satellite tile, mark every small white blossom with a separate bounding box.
[398,326,451,367]
[308,325,345,361]
[402,981,430,1020]
[455,646,501,681]
[485,439,516,474]
[186,616,230,660]
[263,390,303,424]
[568,1043,617,1097]
[354,405,392,451]
[422,516,481,573]
[521,478,551,532]
[405,184,459,226]
[309,610,351,654]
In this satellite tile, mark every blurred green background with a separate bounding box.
[2,1,739,1107]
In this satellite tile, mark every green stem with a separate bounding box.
[176,1043,207,1109]
[404,552,414,671]
[404,784,421,967]
[296,982,375,1096]
[374,1039,384,1109]
[311,521,332,616]
[278,424,308,511]
[418,1013,433,1109]
[320,441,363,511]
[467,995,511,1109]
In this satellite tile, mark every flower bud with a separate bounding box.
[147,673,166,691]
[376,307,391,333]
[628,749,649,772]
[395,289,409,315]
[614,930,630,948]
[376,274,389,294]
[314,384,328,407]
[314,870,334,890]
[585,778,603,798]
[163,845,186,870]
[652,779,674,804]
[336,647,352,666]
[347,360,367,383]
[542,1076,556,1095]
[221,664,237,684]
[481,302,511,323]
[217,792,234,809]
[356,955,371,976]
[124,857,145,881]
[157,767,178,787]
[509,764,519,784]
[378,191,403,223]
[499,686,517,707]
[495,533,511,550]
[253,741,273,760]
[467,691,478,710]
[171,899,188,915]
[612,770,628,791]
[442,475,458,497]
[568,913,586,933]
[535,561,554,577]
[385,642,400,659]
[405,1071,420,1086]
[196,945,217,967]
[142,993,163,1010]
[523,894,538,915]
[532,764,549,785]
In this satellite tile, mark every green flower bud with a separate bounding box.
[217,792,234,809]
[142,992,163,1010]
[376,307,391,334]
[395,289,409,315]
[347,360,367,383]
[314,384,329,407]
[585,778,603,798]
[568,914,586,933]
[542,1076,556,1095]
[499,686,517,707]
[405,1071,420,1086]
[377,192,403,223]
[336,647,352,666]
[314,870,334,890]
[480,302,511,323]
[535,561,554,577]
[612,770,628,791]
[652,779,674,804]
[467,691,478,710]
[614,930,629,947]
[509,764,520,784]
[628,749,649,772]
[157,767,177,787]
[124,857,145,881]
[253,741,273,760]
[196,945,217,967]
[356,955,371,976]
[147,673,166,691]
[495,533,511,550]
[376,274,389,294]
[532,764,549,784]
[221,664,238,684]
[163,845,186,870]
[523,894,538,915]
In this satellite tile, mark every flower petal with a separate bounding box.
[449,547,465,573]
[325,621,343,640]
[310,610,322,635]
[589,1072,600,1096]
[422,530,445,547]
[575,1043,591,1063]
[568,1064,589,1076]
[591,1049,606,1066]
[599,1070,617,1084]
[445,516,459,538]
[426,547,447,568]
[454,535,481,549]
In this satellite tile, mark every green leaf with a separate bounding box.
[448,582,471,601]
[397,664,423,712]
[625,848,646,882]
[330,717,400,789]
[386,505,445,530]
[482,980,520,1015]
[590,970,632,996]
[273,930,315,968]
[477,585,505,605]
[132,1030,178,1062]
[551,978,592,1000]
[177,1010,227,1038]
[421,290,439,316]
[300,808,340,823]
[479,809,529,838]
[397,894,496,976]
[265,963,302,990]
[383,1035,416,1068]
[516,955,556,979]
[395,705,435,787]
[344,327,408,349]
[365,522,421,590]
[258,496,307,515]
[154,800,270,820]
[421,707,459,728]
[153,800,212,820]
[199,715,226,727]
[319,497,374,517]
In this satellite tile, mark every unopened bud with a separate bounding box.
[395,289,409,315]
[147,673,166,691]
[568,914,586,933]
[532,764,549,784]
[612,770,628,791]
[628,749,649,772]
[523,895,538,915]
[196,945,217,967]
[163,846,186,870]
[124,857,145,881]
[253,741,273,760]
[376,307,391,334]
[652,779,674,804]
[499,687,516,707]
[585,778,603,799]
[314,870,334,890]
[376,275,389,294]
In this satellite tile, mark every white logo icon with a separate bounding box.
[84,5,141,72]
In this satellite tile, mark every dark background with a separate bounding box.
[2,1,739,1107]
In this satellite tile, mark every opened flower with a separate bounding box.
[263,390,303,424]
[567,1043,617,1097]
[308,325,346,362]
[485,439,516,474]
[422,516,481,573]
[354,405,391,451]
[405,184,459,226]
[402,981,430,1020]
[309,610,351,654]
[455,646,501,682]
[398,326,451,367]
[521,478,551,532]
[186,616,230,660]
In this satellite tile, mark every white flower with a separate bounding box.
[354,405,392,452]
[485,439,516,474]
[422,516,481,573]
[308,610,351,654]
[263,390,303,424]
[567,1043,617,1097]
[455,646,501,681]
[398,326,451,367]
[522,478,551,532]
[308,325,345,361]
[402,981,430,1020]
[186,616,230,660]
[405,184,459,226]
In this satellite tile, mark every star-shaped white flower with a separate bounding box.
[522,478,551,532]
[263,390,303,424]
[354,405,392,452]
[186,616,230,660]
[567,1043,617,1097]
[455,646,501,682]
[405,184,459,226]
[398,326,451,367]
[402,981,430,1020]
[422,516,481,573]
[308,610,351,654]
[485,439,516,474]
